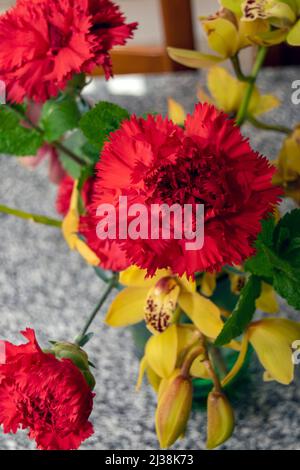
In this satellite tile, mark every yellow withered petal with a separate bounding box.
[222,335,249,387]
[62,179,80,249]
[145,324,178,378]
[105,286,148,327]
[144,278,180,334]
[248,318,300,385]
[178,291,223,339]
[62,209,78,250]
[167,47,224,69]
[201,272,217,297]
[168,98,186,125]
[119,265,170,288]
[201,17,240,57]
[255,282,279,314]
[75,238,100,266]
[287,19,300,45]
[155,369,193,448]
[62,180,100,265]
[206,391,235,449]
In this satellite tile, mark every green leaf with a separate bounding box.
[262,245,300,309]
[246,210,300,310]
[0,106,43,156]
[244,217,275,278]
[274,209,300,264]
[81,142,100,164]
[79,101,130,150]
[215,275,261,346]
[40,95,81,142]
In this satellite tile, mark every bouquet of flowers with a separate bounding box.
[0,0,300,451]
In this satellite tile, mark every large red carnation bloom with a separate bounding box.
[0,329,94,450]
[0,0,137,102]
[80,104,281,277]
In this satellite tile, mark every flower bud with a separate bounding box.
[49,342,96,389]
[155,369,192,448]
[206,391,235,449]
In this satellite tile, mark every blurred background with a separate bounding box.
[1,0,299,74]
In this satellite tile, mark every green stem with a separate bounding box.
[236,47,268,126]
[6,103,87,167]
[0,204,62,227]
[209,347,228,379]
[231,55,250,83]
[247,115,291,135]
[75,275,118,344]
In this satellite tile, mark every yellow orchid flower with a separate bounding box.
[62,180,100,266]
[222,318,300,386]
[202,66,280,116]
[106,265,225,339]
[240,0,300,45]
[273,124,300,204]
[167,5,269,69]
[248,318,300,384]
[201,7,270,54]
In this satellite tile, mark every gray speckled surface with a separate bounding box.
[0,67,300,450]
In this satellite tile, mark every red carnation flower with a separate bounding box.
[0,329,94,450]
[0,0,137,102]
[80,104,281,277]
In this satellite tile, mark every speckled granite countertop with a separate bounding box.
[0,67,299,450]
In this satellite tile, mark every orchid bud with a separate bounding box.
[155,369,193,448]
[206,391,235,449]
